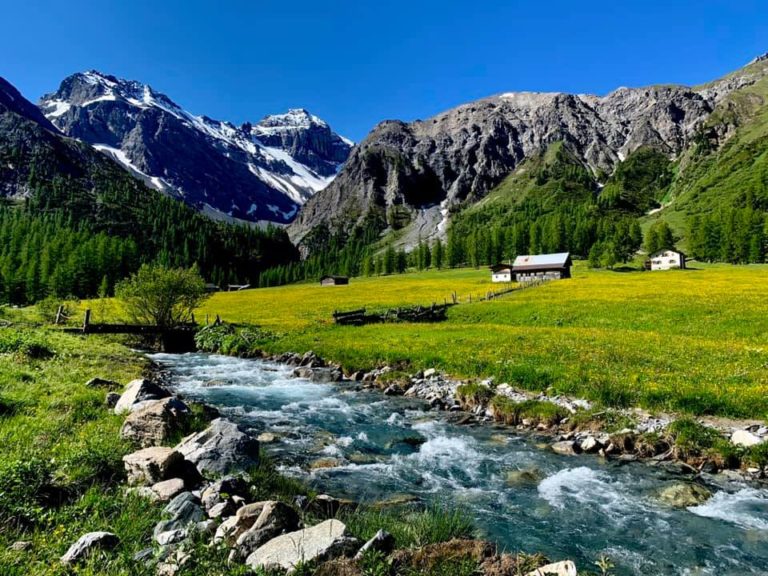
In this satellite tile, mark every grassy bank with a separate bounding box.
[194,263,768,419]
[0,328,163,575]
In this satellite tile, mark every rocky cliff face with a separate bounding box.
[40,72,352,223]
[289,56,768,245]
[0,76,94,199]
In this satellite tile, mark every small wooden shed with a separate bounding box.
[320,275,349,286]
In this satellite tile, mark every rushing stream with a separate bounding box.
[148,352,768,575]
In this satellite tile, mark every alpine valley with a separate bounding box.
[1,54,768,295]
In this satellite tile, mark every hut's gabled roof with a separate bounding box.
[512,252,571,269]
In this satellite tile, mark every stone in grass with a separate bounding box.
[354,529,395,560]
[60,532,119,565]
[120,397,190,448]
[114,379,171,414]
[232,501,302,561]
[123,447,186,486]
[151,478,186,502]
[86,377,121,389]
[245,519,358,572]
[105,392,121,408]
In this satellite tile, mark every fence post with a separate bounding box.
[54,305,64,325]
[83,309,91,332]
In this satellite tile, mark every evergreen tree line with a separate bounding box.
[0,146,300,303]
[688,207,767,264]
[0,209,138,304]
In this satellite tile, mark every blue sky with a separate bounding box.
[3,1,767,141]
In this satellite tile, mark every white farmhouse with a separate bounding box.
[648,249,686,271]
[490,264,513,283]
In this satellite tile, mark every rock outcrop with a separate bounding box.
[119,397,190,447]
[122,447,187,485]
[289,57,768,247]
[175,418,260,477]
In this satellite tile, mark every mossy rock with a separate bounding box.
[655,483,712,508]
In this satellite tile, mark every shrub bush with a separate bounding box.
[195,323,275,357]
[489,397,567,426]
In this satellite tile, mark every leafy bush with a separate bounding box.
[195,323,275,357]
[665,417,737,465]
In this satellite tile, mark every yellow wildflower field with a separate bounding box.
[196,262,768,419]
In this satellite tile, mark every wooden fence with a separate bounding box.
[333,303,451,326]
[332,277,553,326]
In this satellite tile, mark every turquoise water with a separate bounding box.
[149,353,768,575]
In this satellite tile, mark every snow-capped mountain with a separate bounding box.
[39,71,353,223]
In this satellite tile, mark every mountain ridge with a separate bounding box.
[288,54,768,248]
[39,71,353,223]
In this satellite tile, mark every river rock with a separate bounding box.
[208,500,237,519]
[551,441,579,456]
[114,379,171,414]
[155,529,187,546]
[151,478,186,502]
[154,493,205,541]
[293,367,314,379]
[123,447,186,485]
[579,436,601,453]
[730,429,764,447]
[120,397,190,447]
[656,483,712,508]
[354,529,395,560]
[215,501,271,545]
[60,532,119,565]
[245,519,358,572]
[506,467,544,486]
[299,351,325,368]
[525,560,578,576]
[201,475,251,511]
[175,418,259,477]
[232,501,301,561]
[257,432,278,443]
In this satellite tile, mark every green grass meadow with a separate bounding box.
[197,263,768,419]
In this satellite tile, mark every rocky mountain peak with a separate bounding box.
[289,61,767,246]
[38,71,352,223]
